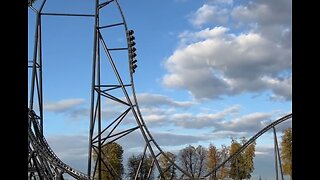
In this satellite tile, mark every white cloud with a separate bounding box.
[232,0,291,26]
[210,0,233,5]
[172,105,241,129]
[178,27,229,47]
[137,93,196,108]
[163,27,291,100]
[44,98,86,112]
[172,113,193,121]
[231,0,292,46]
[171,110,279,134]
[189,4,229,27]
[143,114,167,126]
[215,112,272,132]
[163,0,292,101]
[263,76,292,101]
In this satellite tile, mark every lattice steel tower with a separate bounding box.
[86,0,173,179]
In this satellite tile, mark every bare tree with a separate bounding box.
[179,145,207,179]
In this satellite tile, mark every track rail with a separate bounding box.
[29,110,90,180]
[204,113,292,177]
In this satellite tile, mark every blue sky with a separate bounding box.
[28,0,292,179]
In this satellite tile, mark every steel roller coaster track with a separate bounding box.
[28,1,292,179]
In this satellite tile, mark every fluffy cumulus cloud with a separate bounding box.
[231,0,292,46]
[163,28,291,100]
[163,0,292,101]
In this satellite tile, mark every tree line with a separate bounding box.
[93,127,292,180]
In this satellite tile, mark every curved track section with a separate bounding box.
[28,110,90,180]
[204,113,292,177]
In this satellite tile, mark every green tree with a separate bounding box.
[127,154,154,180]
[229,138,256,180]
[179,145,207,179]
[92,142,124,180]
[158,152,177,179]
[280,127,292,180]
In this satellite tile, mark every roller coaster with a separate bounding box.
[28,1,292,179]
